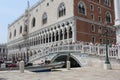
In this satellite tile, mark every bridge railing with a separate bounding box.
[29,43,120,62]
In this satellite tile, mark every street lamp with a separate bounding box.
[104,23,111,70]
[105,29,110,64]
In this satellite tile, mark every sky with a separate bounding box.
[0,0,40,43]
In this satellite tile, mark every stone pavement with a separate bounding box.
[0,67,120,80]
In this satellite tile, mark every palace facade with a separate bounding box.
[7,0,116,61]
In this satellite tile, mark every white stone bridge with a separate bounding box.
[29,42,120,68]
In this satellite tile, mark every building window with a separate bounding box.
[20,26,22,34]
[60,29,63,40]
[104,0,110,6]
[78,1,86,15]
[9,32,12,39]
[64,28,67,39]
[98,0,100,4]
[69,27,72,38]
[91,13,94,20]
[32,17,36,27]
[58,2,66,17]
[98,26,102,33]
[98,6,101,14]
[98,16,102,22]
[14,29,16,37]
[106,12,112,23]
[91,24,95,32]
[92,36,96,44]
[24,25,28,32]
[42,13,47,25]
[90,4,94,11]
[47,3,49,6]
[56,31,59,41]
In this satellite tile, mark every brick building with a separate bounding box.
[74,0,115,44]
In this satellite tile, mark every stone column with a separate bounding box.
[54,31,56,42]
[71,22,76,42]
[114,0,120,25]
[65,24,69,40]
[58,30,60,41]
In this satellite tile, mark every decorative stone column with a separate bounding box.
[67,26,70,40]
[114,0,120,25]
[71,22,76,42]
[54,30,56,42]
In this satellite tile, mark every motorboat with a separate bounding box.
[25,61,65,72]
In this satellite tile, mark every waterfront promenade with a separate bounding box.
[0,67,120,80]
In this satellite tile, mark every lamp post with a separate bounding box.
[104,24,111,70]
[105,29,110,64]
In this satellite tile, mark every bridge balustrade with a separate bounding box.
[29,43,120,62]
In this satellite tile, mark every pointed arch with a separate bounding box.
[60,29,63,40]
[78,1,87,15]
[14,29,16,37]
[32,17,36,27]
[105,11,112,23]
[69,27,72,38]
[20,26,22,34]
[42,12,47,25]
[58,2,66,17]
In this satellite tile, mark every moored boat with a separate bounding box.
[25,61,65,72]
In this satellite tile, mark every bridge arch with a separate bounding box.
[51,53,81,68]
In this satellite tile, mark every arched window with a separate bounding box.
[58,3,66,17]
[64,28,67,39]
[104,0,110,6]
[49,33,51,42]
[52,33,55,42]
[91,24,95,32]
[42,13,47,25]
[92,36,96,44]
[60,29,63,40]
[78,1,86,15]
[106,12,112,23]
[24,25,28,32]
[32,17,36,27]
[46,34,48,43]
[20,26,22,34]
[69,27,72,38]
[14,29,16,37]
[56,31,59,41]
[9,32,12,39]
